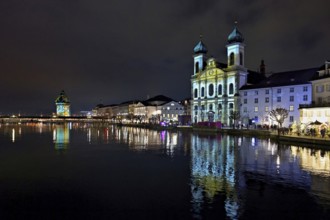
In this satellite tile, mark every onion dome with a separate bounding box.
[55,90,70,104]
[193,40,208,54]
[228,27,244,44]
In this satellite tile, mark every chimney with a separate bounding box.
[260,59,266,75]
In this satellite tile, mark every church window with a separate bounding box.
[229,83,234,94]
[218,84,222,95]
[229,53,234,66]
[194,88,198,98]
[195,62,199,73]
[208,84,214,96]
[239,52,243,65]
[201,87,205,97]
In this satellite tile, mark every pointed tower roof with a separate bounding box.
[55,90,70,104]
[228,24,244,44]
[193,35,208,54]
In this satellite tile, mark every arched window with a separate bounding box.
[218,84,222,95]
[239,52,243,66]
[201,87,205,97]
[229,103,234,109]
[209,104,213,111]
[194,88,198,98]
[218,103,222,109]
[229,53,234,66]
[195,62,199,73]
[229,83,234,94]
[208,84,214,96]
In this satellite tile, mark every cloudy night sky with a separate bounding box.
[0,0,329,115]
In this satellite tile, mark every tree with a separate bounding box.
[268,108,289,135]
[229,110,240,129]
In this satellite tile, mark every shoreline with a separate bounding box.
[1,117,330,148]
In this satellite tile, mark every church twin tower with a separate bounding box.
[191,26,248,125]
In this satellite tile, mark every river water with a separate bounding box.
[0,123,329,219]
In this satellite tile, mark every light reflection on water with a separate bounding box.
[0,123,329,219]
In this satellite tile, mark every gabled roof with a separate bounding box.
[240,67,319,90]
[144,95,174,106]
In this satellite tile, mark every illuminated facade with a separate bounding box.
[191,26,264,125]
[240,68,319,127]
[55,90,70,117]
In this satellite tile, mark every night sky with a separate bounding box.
[0,0,329,115]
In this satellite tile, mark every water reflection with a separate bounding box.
[0,123,330,218]
[190,134,330,219]
[191,134,240,219]
[53,124,70,151]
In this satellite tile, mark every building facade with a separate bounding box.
[191,26,248,125]
[55,90,70,117]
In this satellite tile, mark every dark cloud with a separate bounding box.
[0,0,329,115]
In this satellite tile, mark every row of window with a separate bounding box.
[243,86,308,96]
[194,103,234,111]
[194,83,235,98]
[243,95,308,104]
[316,84,330,93]
[243,105,295,113]
[255,115,295,123]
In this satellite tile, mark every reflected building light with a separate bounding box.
[87,128,91,143]
[12,128,15,143]
[18,127,22,135]
[276,155,281,168]
[271,146,275,155]
[69,122,72,130]
[97,130,100,137]
[238,137,242,147]
[54,124,70,151]
[251,137,255,147]
[53,129,56,141]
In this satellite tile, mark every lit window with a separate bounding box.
[290,96,294,102]
[289,105,294,111]
[254,106,258,112]
[265,106,269,112]
[229,83,234,94]
[218,84,222,95]
[229,53,234,65]
[289,116,294,122]
[303,95,308,101]
[208,84,214,96]
[317,85,324,93]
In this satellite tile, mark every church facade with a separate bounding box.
[191,26,248,126]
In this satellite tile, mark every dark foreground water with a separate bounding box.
[0,123,329,219]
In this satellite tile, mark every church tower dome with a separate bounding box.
[193,36,208,75]
[227,26,244,44]
[226,24,245,68]
[193,40,208,54]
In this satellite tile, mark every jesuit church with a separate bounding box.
[191,26,264,125]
